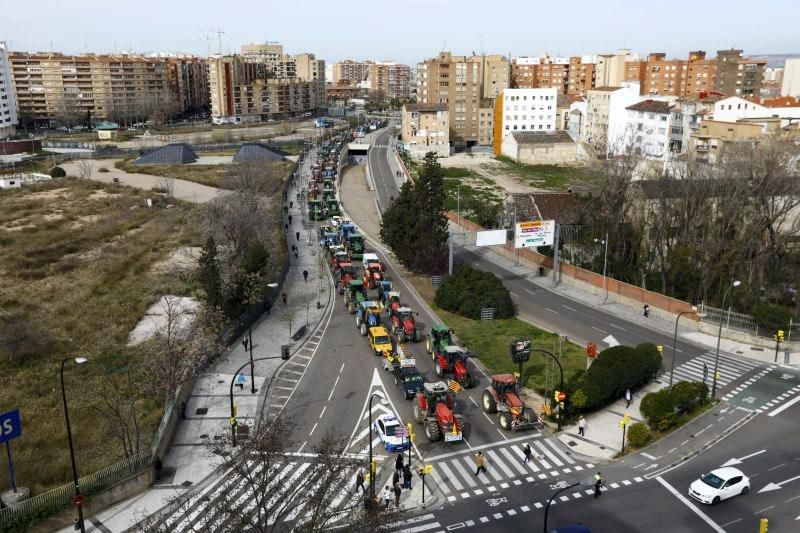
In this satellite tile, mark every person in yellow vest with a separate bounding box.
[474,452,487,476]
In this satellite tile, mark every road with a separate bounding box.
[367,128,400,213]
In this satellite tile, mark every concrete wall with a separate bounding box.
[0,139,42,155]
[516,141,578,164]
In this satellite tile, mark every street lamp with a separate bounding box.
[61,356,88,533]
[669,307,699,387]
[531,349,564,432]
[229,354,289,446]
[367,391,388,506]
[543,476,595,532]
[711,280,741,400]
[594,234,608,304]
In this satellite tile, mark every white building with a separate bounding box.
[0,41,18,138]
[782,59,800,97]
[499,88,557,135]
[583,82,643,155]
[712,96,800,127]
[624,99,676,159]
[567,100,587,141]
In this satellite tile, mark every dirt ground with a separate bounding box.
[440,153,537,194]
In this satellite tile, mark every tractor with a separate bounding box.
[346,232,365,260]
[377,280,393,307]
[326,199,340,217]
[355,300,383,335]
[345,279,366,313]
[385,291,402,316]
[339,222,356,242]
[330,249,349,270]
[336,263,357,295]
[412,381,464,443]
[434,345,475,389]
[390,306,419,343]
[426,324,455,358]
[481,374,540,431]
[308,199,324,220]
[363,260,384,290]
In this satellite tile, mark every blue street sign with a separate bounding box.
[0,409,22,443]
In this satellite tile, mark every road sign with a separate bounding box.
[0,409,21,443]
[514,220,555,248]
[509,338,531,363]
[602,334,620,347]
[557,392,567,402]
[72,494,85,506]
[423,464,432,474]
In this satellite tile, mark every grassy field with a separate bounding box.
[115,158,294,190]
[491,155,592,190]
[0,178,203,494]
[407,274,585,394]
[441,167,504,214]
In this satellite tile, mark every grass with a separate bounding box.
[406,274,586,394]
[440,167,504,226]
[115,159,294,190]
[492,155,592,190]
[0,178,203,494]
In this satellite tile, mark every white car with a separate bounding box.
[689,467,750,505]
[372,414,409,452]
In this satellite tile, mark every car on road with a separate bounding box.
[372,414,410,452]
[689,467,750,505]
[393,363,425,399]
[368,326,393,356]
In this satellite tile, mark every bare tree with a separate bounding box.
[82,364,144,458]
[0,312,48,362]
[157,176,176,198]
[77,159,95,180]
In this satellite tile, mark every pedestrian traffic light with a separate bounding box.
[759,517,768,533]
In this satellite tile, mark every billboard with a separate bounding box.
[475,229,507,247]
[514,220,555,249]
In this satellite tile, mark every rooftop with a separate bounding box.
[510,130,574,144]
[405,103,448,113]
[626,99,673,114]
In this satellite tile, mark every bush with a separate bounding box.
[435,264,514,319]
[640,381,709,431]
[50,166,66,178]
[640,388,675,429]
[627,422,652,448]
[751,303,794,332]
[98,167,110,173]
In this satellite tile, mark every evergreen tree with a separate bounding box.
[197,235,222,308]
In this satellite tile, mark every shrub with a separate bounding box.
[98,167,110,173]
[627,422,652,448]
[435,264,514,319]
[641,381,709,431]
[640,388,674,429]
[751,303,793,332]
[50,166,66,178]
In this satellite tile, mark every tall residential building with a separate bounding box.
[369,62,411,99]
[152,54,209,114]
[400,103,449,158]
[0,41,18,137]
[684,51,717,96]
[492,87,557,154]
[595,50,638,87]
[332,60,373,86]
[10,51,172,125]
[583,82,643,154]
[511,54,594,96]
[714,49,766,98]
[296,53,326,106]
[782,59,800,97]
[477,55,511,98]
[640,53,687,96]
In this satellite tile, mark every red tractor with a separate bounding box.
[412,382,464,443]
[363,261,384,289]
[390,306,419,343]
[481,374,541,431]
[337,264,357,295]
[434,346,474,389]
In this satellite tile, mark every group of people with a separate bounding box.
[355,454,413,509]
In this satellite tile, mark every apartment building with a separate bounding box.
[332,60,373,86]
[595,50,638,87]
[400,103,449,158]
[640,53,686,96]
[492,87,557,154]
[478,55,511,98]
[714,49,766,98]
[684,51,717,96]
[0,41,17,137]
[296,53,326,106]
[511,54,596,96]
[712,95,800,127]
[582,82,642,154]
[689,119,764,164]
[157,54,209,114]
[624,99,675,158]
[10,51,172,126]
[782,59,800,97]
[369,62,411,99]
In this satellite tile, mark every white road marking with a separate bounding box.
[319,406,327,418]
[592,326,607,333]
[510,291,519,297]
[309,422,318,436]
[524,289,537,296]
[545,307,559,314]
[655,476,725,532]
[339,362,345,373]
[328,375,340,401]
[562,305,577,312]
[297,441,307,453]
[610,323,626,331]
[768,395,800,417]
[469,396,479,407]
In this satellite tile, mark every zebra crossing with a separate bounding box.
[667,351,763,389]
[153,458,361,532]
[426,437,592,502]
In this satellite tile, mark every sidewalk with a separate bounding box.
[64,149,331,532]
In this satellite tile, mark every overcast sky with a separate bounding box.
[3,0,798,65]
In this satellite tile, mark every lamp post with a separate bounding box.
[594,233,608,304]
[711,280,741,400]
[543,477,594,533]
[61,357,88,533]
[531,349,564,431]
[367,391,386,505]
[669,308,698,387]
[229,355,288,446]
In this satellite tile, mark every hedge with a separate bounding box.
[640,381,708,431]
[751,303,794,332]
[569,343,662,411]
[627,422,652,448]
[435,264,514,319]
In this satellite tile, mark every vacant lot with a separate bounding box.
[491,155,592,190]
[115,158,294,190]
[0,178,202,494]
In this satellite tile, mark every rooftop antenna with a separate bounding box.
[216,28,225,55]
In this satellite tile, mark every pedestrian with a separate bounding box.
[293,249,298,259]
[288,214,293,225]
[393,482,402,507]
[702,362,709,384]
[593,472,603,498]
[296,231,300,242]
[355,470,365,493]
[392,470,400,488]
[625,388,632,409]
[522,443,532,464]
[382,485,392,509]
[395,453,404,476]
[578,416,586,437]
[643,303,650,318]
[474,452,487,476]
[242,337,249,352]
[282,292,288,305]
[290,201,293,209]
[303,270,309,282]
[154,457,163,481]
[180,401,187,420]
[402,464,412,489]
[284,223,288,233]
[284,205,288,214]
[236,373,246,390]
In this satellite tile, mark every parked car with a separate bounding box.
[689,467,750,505]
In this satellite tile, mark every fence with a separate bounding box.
[699,304,800,341]
[480,308,495,321]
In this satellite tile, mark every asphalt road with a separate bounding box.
[367,128,397,213]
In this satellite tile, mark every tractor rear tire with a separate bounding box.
[356,315,362,328]
[399,331,407,344]
[499,412,513,431]
[412,396,426,424]
[360,323,367,336]
[412,330,419,342]
[482,390,497,414]
[454,414,465,436]
[348,302,355,314]
[426,419,442,442]
[435,362,443,378]
[464,373,474,389]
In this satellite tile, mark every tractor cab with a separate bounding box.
[326,199,340,217]
[377,280,393,305]
[322,232,339,248]
[356,300,383,334]
[330,250,349,269]
[491,374,520,400]
[347,233,364,260]
[427,323,454,357]
[337,262,356,295]
[308,199,324,220]
[340,223,356,241]
[346,279,366,314]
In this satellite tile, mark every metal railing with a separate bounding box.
[697,303,799,340]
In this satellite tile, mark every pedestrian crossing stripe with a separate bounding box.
[669,352,763,388]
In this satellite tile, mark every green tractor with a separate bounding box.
[426,323,455,357]
[308,199,325,221]
[346,232,365,261]
[326,198,340,217]
[345,279,367,314]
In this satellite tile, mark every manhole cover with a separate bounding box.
[567,440,578,447]
[195,408,208,416]
[181,481,193,487]
[199,434,209,439]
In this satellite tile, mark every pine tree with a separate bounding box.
[197,235,222,308]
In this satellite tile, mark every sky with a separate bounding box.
[3,0,799,66]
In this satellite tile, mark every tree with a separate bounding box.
[197,235,222,309]
[77,159,95,180]
[83,363,144,458]
[380,152,449,273]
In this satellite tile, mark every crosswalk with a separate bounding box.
[426,437,591,502]
[667,351,763,389]
[152,458,361,532]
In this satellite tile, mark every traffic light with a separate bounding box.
[554,390,560,402]
[656,345,663,354]
[776,330,784,342]
[759,518,768,533]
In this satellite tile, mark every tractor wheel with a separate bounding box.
[454,414,465,435]
[499,412,513,431]
[360,323,367,336]
[412,330,419,342]
[425,419,442,442]
[356,315,362,328]
[348,302,355,314]
[464,373,474,389]
[399,331,407,343]
[435,362,443,378]
[482,390,497,414]
[412,396,426,424]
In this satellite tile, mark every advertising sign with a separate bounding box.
[514,220,555,249]
[0,409,21,443]
[509,338,532,364]
[476,229,507,247]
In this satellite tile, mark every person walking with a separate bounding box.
[393,482,402,507]
[522,443,533,464]
[290,201,293,209]
[303,270,309,282]
[578,416,586,437]
[593,472,603,498]
[382,485,392,509]
[474,452,487,476]
[643,303,650,318]
[293,248,298,259]
[392,470,400,487]
[402,464,412,489]
[281,292,288,305]
[355,470,365,493]
[242,337,249,352]
[395,454,404,476]
[284,223,288,233]
[236,373,246,390]
[288,214,293,225]
[296,231,301,242]
[625,388,632,409]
